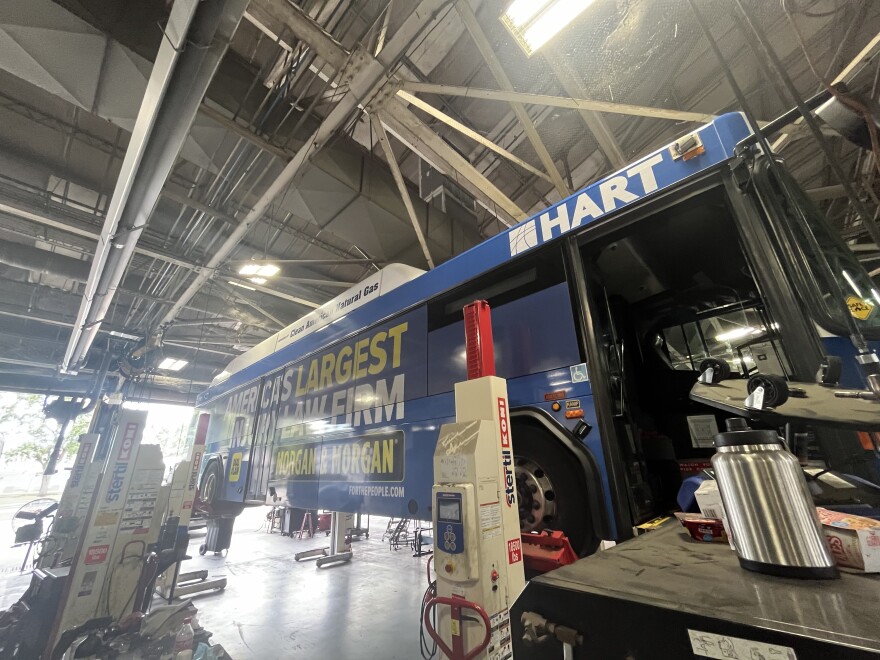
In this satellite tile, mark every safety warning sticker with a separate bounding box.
[688,630,796,659]
[439,455,467,482]
[488,609,512,660]
[847,295,875,320]
[480,501,501,540]
[507,538,522,564]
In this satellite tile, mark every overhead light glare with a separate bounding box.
[502,0,596,56]
[228,280,256,291]
[108,330,140,341]
[715,327,757,342]
[238,263,280,277]
[503,0,545,26]
[158,358,188,371]
[842,269,863,298]
[249,277,268,285]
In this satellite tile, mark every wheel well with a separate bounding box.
[511,408,610,541]
[197,453,246,518]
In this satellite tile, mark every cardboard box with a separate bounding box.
[694,480,735,550]
[694,480,725,520]
[817,507,880,573]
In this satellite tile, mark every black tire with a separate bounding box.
[199,544,207,556]
[747,374,789,407]
[816,356,842,386]
[699,358,731,383]
[198,456,223,508]
[513,423,598,555]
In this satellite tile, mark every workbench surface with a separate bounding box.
[530,522,880,652]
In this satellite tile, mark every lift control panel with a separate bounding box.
[434,486,479,581]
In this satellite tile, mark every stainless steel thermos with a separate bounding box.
[712,418,838,579]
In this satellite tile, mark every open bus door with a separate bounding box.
[567,166,880,536]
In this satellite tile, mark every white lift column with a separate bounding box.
[426,374,526,660]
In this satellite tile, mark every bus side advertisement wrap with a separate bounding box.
[265,307,428,512]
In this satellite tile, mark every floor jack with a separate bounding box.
[294,511,354,567]
[422,301,526,660]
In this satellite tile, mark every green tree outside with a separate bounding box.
[0,394,93,494]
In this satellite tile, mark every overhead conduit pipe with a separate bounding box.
[158,0,450,329]
[0,238,268,328]
[60,0,249,374]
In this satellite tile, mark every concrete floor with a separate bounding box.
[187,510,430,658]
[0,508,433,659]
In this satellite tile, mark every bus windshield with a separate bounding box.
[760,163,880,339]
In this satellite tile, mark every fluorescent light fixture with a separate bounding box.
[842,270,863,297]
[239,263,261,276]
[228,280,256,291]
[872,288,880,306]
[108,330,140,341]
[502,0,596,56]
[249,277,268,285]
[238,263,280,277]
[715,327,757,342]
[158,358,188,371]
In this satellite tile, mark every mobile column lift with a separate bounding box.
[423,301,526,660]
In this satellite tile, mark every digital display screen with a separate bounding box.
[438,499,461,522]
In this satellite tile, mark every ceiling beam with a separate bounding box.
[401,82,719,124]
[226,257,377,266]
[200,101,296,160]
[160,0,449,327]
[453,0,569,197]
[276,276,356,288]
[0,194,199,272]
[396,91,553,183]
[245,0,525,225]
[544,56,627,168]
[0,197,323,309]
[62,0,251,373]
[373,115,434,268]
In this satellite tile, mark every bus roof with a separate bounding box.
[196,112,751,406]
[210,263,424,387]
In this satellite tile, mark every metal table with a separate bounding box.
[511,521,880,659]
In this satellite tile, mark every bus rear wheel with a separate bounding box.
[513,423,593,554]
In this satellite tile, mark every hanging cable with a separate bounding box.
[782,2,880,180]
[419,553,438,660]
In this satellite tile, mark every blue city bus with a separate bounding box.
[194,112,880,552]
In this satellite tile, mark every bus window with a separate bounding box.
[661,322,706,371]
[427,247,579,394]
[659,306,791,378]
[753,160,880,339]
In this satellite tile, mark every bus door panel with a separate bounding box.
[223,406,253,503]
[201,384,260,505]
[580,268,655,525]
